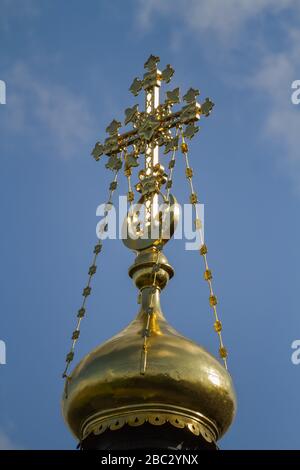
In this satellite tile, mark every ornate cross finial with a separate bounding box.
[91,54,214,247]
[91,54,214,164]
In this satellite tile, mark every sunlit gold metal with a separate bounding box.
[62,55,236,448]
[81,405,218,443]
[91,55,213,163]
[62,267,236,443]
[122,194,179,252]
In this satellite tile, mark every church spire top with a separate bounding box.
[62,55,236,450]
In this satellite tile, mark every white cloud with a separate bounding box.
[3,62,96,158]
[136,0,300,187]
[249,33,300,185]
[137,0,298,40]
[0,429,21,450]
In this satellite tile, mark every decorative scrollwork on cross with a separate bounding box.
[90,54,214,171]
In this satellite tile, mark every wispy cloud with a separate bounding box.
[0,429,22,450]
[2,62,96,158]
[136,0,300,187]
[249,30,300,188]
[137,0,298,40]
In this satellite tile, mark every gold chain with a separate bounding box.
[140,244,163,375]
[124,146,163,375]
[180,129,228,369]
[125,169,134,205]
[140,128,179,374]
[165,127,179,202]
[62,168,120,383]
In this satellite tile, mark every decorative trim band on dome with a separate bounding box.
[81,404,218,444]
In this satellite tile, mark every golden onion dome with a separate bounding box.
[62,249,236,446]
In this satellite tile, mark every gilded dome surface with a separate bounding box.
[62,286,236,443]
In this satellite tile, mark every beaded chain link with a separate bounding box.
[62,167,120,382]
[165,127,180,203]
[180,129,228,369]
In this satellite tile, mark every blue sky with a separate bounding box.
[0,0,300,450]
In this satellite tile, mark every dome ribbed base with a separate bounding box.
[81,422,217,450]
[80,403,218,449]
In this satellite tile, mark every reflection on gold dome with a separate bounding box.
[62,250,236,445]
